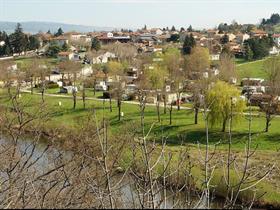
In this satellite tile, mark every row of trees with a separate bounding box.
[0,23,40,56]
[244,36,274,60]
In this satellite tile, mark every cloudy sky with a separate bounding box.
[0,0,279,29]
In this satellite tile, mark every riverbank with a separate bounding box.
[1,90,280,207]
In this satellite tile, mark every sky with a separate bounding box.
[0,0,279,29]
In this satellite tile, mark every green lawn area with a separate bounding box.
[2,90,280,151]
[14,57,59,66]
[236,59,267,79]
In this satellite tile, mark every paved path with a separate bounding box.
[20,89,273,117]
[20,89,191,110]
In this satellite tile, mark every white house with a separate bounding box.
[150,28,163,36]
[92,52,117,64]
[80,65,93,77]
[272,34,280,47]
[236,33,250,44]
[269,46,280,55]
[210,54,220,61]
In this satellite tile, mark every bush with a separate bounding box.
[47,83,59,89]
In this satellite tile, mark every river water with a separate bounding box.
[0,135,223,209]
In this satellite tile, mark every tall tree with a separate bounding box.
[171,26,176,31]
[182,33,196,55]
[91,37,101,52]
[9,23,28,54]
[262,56,280,132]
[55,27,64,37]
[207,81,246,132]
[164,48,183,111]
[221,34,229,45]
[184,47,210,124]
[187,25,193,32]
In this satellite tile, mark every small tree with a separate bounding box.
[163,48,183,110]
[54,27,64,37]
[207,81,246,132]
[182,34,196,55]
[59,61,82,109]
[262,56,280,132]
[219,52,237,83]
[91,37,101,52]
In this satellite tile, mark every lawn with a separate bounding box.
[236,59,267,80]
[1,90,280,151]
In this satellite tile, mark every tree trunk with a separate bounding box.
[118,98,121,121]
[163,94,167,114]
[265,112,271,133]
[82,87,86,109]
[93,80,96,96]
[109,93,112,112]
[169,104,173,125]
[30,78,33,95]
[73,91,77,109]
[177,92,181,111]
[194,107,199,125]
[41,88,45,103]
[222,118,227,132]
[157,101,160,122]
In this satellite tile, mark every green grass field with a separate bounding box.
[2,90,280,151]
[236,59,267,79]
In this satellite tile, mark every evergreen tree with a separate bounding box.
[221,34,229,44]
[9,23,28,54]
[182,33,196,55]
[55,27,64,37]
[27,35,40,50]
[0,31,12,56]
[187,25,193,32]
[171,25,176,31]
[245,44,253,61]
[91,37,101,51]
[167,34,180,42]
[62,42,69,51]
[47,29,52,34]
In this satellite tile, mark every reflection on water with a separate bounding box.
[0,135,222,209]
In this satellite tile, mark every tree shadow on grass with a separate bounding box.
[154,128,261,147]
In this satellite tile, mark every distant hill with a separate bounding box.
[0,21,120,34]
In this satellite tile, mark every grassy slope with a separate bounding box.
[1,91,279,151]
[236,59,267,80]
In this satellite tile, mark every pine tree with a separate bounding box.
[47,29,52,34]
[221,34,229,44]
[187,25,193,32]
[171,25,176,31]
[9,23,28,54]
[182,33,196,55]
[55,27,64,37]
[62,42,69,51]
[91,37,101,51]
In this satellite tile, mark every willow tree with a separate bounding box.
[207,81,246,132]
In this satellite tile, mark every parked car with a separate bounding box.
[95,84,107,91]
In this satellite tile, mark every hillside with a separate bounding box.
[0,21,119,34]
